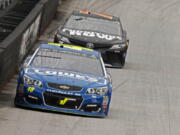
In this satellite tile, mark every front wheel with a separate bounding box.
[53,35,59,43]
[119,51,127,67]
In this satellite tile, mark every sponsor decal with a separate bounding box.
[62,28,122,41]
[92,95,97,98]
[27,87,35,93]
[59,98,68,105]
[102,96,109,112]
[59,98,76,105]
[28,95,38,100]
[46,89,81,96]
[32,69,98,82]
[102,96,108,105]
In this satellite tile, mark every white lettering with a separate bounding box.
[69,29,76,35]
[76,30,83,36]
[62,28,122,41]
[105,35,115,40]
[34,69,44,74]
[46,71,57,75]
[96,33,105,39]
[63,72,75,77]
[33,69,98,82]
[83,31,95,37]
[76,74,86,80]
[86,76,98,82]
[58,72,63,75]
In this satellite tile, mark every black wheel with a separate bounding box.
[106,52,122,68]
[54,35,59,43]
[119,51,127,67]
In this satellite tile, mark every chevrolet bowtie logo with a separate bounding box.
[59,85,70,90]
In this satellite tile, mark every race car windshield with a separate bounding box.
[65,15,122,35]
[31,48,104,76]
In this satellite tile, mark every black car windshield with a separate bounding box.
[65,15,122,35]
[31,48,104,76]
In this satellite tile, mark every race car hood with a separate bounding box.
[24,68,107,88]
[60,28,123,47]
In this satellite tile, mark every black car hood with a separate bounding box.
[60,28,124,46]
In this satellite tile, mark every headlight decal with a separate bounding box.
[111,44,127,49]
[111,44,120,49]
[23,75,43,87]
[86,87,108,95]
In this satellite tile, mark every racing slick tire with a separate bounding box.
[54,35,59,43]
[106,50,127,68]
[119,51,127,67]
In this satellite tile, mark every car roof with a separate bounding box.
[72,10,119,21]
[39,43,101,57]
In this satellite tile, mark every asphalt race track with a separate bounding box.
[0,0,180,135]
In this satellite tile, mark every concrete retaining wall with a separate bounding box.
[0,0,59,84]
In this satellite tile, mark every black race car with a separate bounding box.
[54,10,129,68]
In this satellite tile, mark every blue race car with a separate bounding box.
[15,43,112,117]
